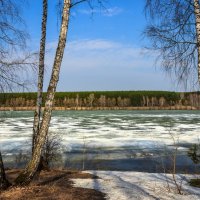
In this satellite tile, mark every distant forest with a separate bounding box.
[0,91,200,109]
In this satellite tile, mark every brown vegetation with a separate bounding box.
[0,106,197,111]
[1,92,200,110]
[0,169,106,200]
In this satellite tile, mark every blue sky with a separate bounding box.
[22,0,185,92]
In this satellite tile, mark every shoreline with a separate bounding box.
[0,105,198,111]
[4,153,199,174]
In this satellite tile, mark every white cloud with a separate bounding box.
[44,38,174,91]
[46,39,153,70]
[103,7,123,17]
[68,39,120,51]
[78,7,123,17]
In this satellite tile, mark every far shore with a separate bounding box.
[0,106,199,111]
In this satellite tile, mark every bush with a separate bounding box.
[42,132,63,168]
[188,144,200,164]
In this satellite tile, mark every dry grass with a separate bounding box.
[0,169,106,200]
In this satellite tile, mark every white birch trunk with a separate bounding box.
[15,0,71,185]
[32,0,48,153]
[194,0,200,83]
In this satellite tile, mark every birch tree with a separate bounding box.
[32,0,48,153]
[15,0,107,185]
[15,0,71,185]
[144,0,200,84]
[194,0,200,82]
[0,0,36,190]
[0,0,37,92]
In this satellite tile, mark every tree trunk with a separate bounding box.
[15,0,71,185]
[32,0,48,153]
[0,152,10,190]
[194,0,200,83]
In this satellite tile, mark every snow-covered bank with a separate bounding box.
[72,171,200,200]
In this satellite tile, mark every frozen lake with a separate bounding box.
[0,110,200,171]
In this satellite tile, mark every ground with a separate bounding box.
[0,169,106,200]
[73,171,200,200]
[1,170,200,200]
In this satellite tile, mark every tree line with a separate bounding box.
[1,91,200,108]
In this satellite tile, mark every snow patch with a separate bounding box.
[72,171,200,200]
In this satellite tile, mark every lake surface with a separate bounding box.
[0,110,200,171]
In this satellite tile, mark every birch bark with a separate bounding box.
[194,0,200,82]
[15,0,71,185]
[32,0,48,153]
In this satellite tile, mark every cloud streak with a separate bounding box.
[46,39,153,70]
[78,7,123,17]
[44,39,174,91]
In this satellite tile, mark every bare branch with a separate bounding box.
[0,0,37,92]
[144,0,198,85]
